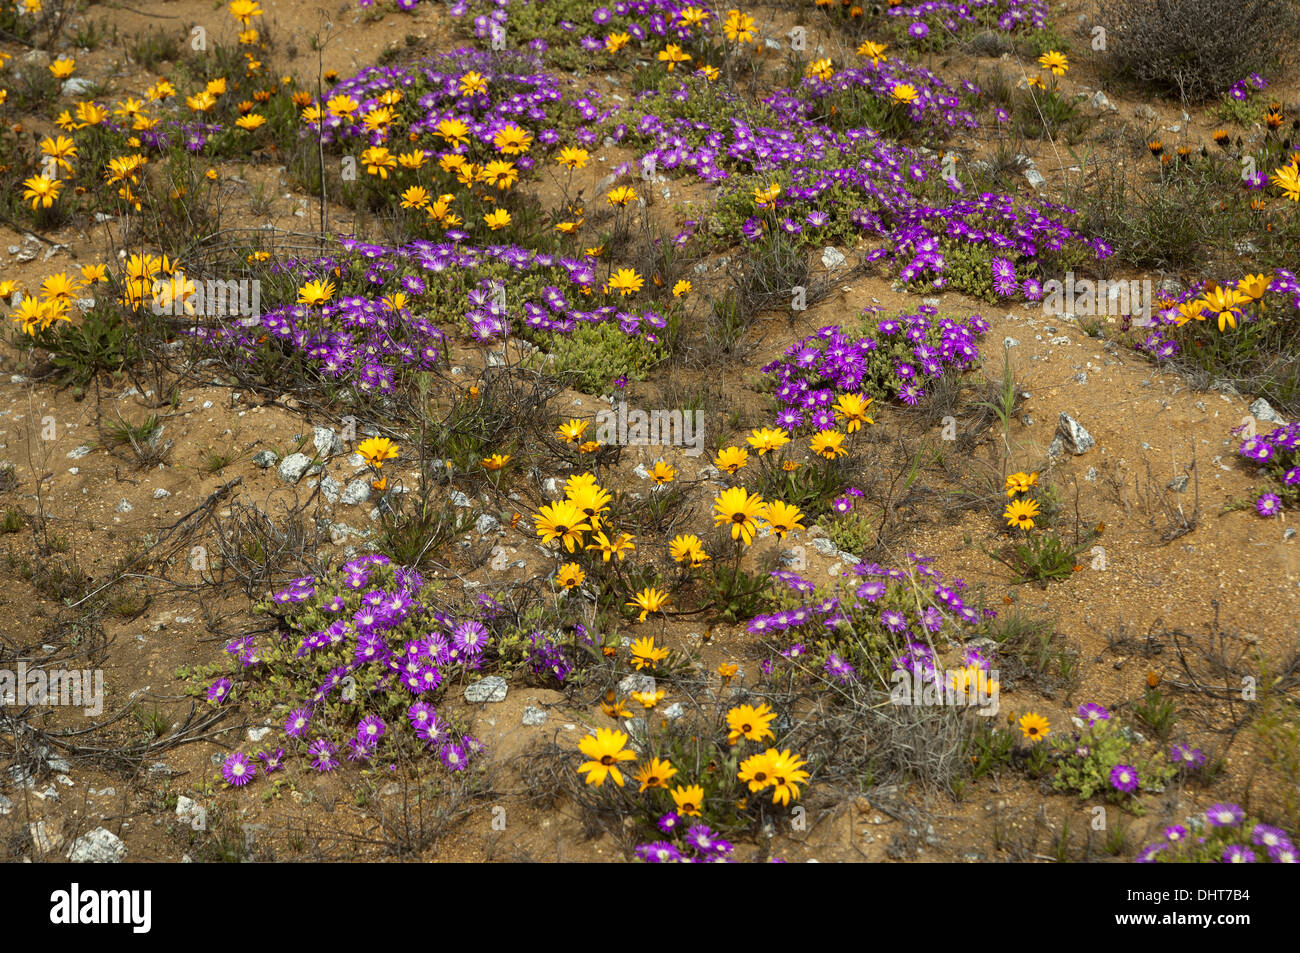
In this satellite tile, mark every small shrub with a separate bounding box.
[1104,0,1294,102]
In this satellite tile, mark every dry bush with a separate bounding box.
[1103,0,1295,102]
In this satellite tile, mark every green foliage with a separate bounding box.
[1251,672,1300,832]
[988,527,1089,585]
[967,722,1019,779]
[702,562,770,624]
[823,508,878,556]
[25,306,139,394]
[1131,686,1178,741]
[752,456,844,519]
[130,28,179,70]
[0,507,24,534]
[541,321,665,395]
[914,240,995,300]
[1050,718,1175,804]
[1013,86,1088,142]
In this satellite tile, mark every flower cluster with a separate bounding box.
[1049,705,1176,802]
[751,553,989,685]
[1237,420,1299,516]
[778,53,979,138]
[195,555,497,786]
[761,306,987,418]
[1140,269,1300,363]
[1137,804,1297,863]
[881,0,1047,41]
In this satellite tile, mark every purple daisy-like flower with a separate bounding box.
[308,739,338,772]
[991,257,1018,296]
[824,653,856,684]
[831,496,853,514]
[1271,843,1299,863]
[257,748,285,773]
[284,707,311,738]
[657,811,682,835]
[1251,824,1290,850]
[1135,842,1168,863]
[1077,702,1110,726]
[907,21,929,39]
[357,715,386,744]
[880,608,908,632]
[346,737,376,762]
[407,700,435,730]
[1164,824,1188,842]
[1206,803,1244,827]
[452,619,490,656]
[1239,435,1272,461]
[440,741,469,771]
[635,840,684,863]
[1256,493,1282,517]
[222,752,255,787]
[1223,844,1256,863]
[685,824,733,855]
[207,677,232,704]
[1109,764,1139,793]
[416,713,448,747]
[1170,743,1207,769]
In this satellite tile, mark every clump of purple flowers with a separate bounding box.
[1234,417,1300,516]
[761,308,987,424]
[193,554,499,787]
[1137,804,1297,864]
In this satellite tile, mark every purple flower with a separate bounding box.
[991,257,1018,296]
[824,653,855,684]
[1222,844,1256,863]
[1170,744,1207,769]
[657,811,682,835]
[857,577,889,598]
[907,21,930,39]
[1109,764,1139,794]
[346,737,376,762]
[880,609,908,632]
[1239,436,1272,461]
[440,741,469,771]
[1077,702,1110,726]
[1135,842,1167,863]
[308,739,338,772]
[407,701,435,731]
[635,841,684,863]
[452,619,490,656]
[357,715,386,744]
[1164,825,1188,842]
[257,748,285,773]
[222,752,255,787]
[1206,803,1244,827]
[1256,493,1282,517]
[285,707,312,738]
[685,824,732,855]
[1251,824,1291,850]
[1271,843,1299,863]
[207,678,232,704]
